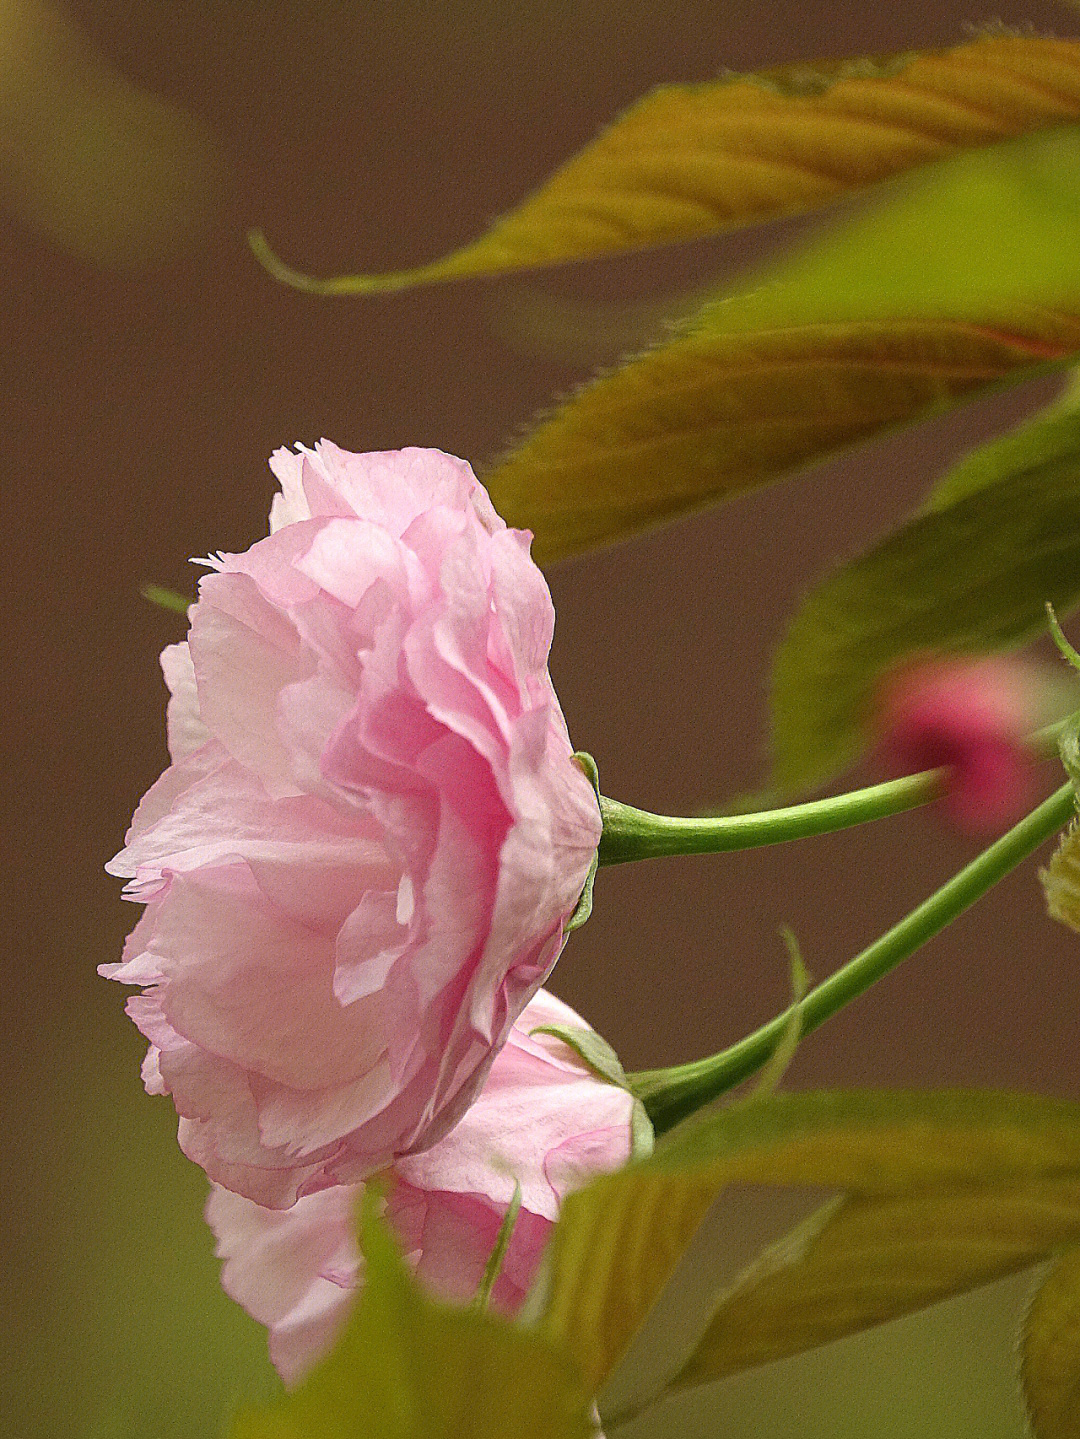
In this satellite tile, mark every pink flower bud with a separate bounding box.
[104,445,602,1206]
[875,657,1040,833]
[205,990,636,1386]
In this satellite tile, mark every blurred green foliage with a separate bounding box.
[0,0,229,265]
[9,1017,274,1439]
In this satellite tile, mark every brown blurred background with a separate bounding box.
[5,1,1080,1435]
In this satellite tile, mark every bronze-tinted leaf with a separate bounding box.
[253,35,1080,292]
[491,316,1080,564]
[485,124,1080,562]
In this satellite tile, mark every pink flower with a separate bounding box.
[205,990,638,1386]
[875,657,1041,832]
[105,444,601,1206]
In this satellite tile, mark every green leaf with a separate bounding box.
[483,126,1080,564]
[769,403,1080,792]
[663,1179,1080,1397]
[924,380,1080,514]
[539,1089,1080,1393]
[1,0,229,267]
[1022,1246,1080,1438]
[233,1192,594,1439]
[251,35,1080,293]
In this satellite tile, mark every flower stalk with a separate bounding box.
[597,770,939,865]
[633,780,1076,1136]
[596,718,1068,866]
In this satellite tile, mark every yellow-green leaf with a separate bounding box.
[484,125,1080,563]
[665,1180,1080,1395]
[923,373,1080,513]
[234,1193,594,1439]
[541,1089,1080,1393]
[252,34,1080,293]
[1059,712,1080,791]
[1022,1246,1080,1438]
[769,404,1080,792]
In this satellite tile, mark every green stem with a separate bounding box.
[633,780,1076,1137]
[598,772,939,865]
[597,718,1067,866]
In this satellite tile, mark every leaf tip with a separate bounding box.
[141,583,190,615]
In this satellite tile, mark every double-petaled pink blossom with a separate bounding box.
[206,989,637,1385]
[105,444,602,1206]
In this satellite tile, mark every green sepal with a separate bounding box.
[530,1025,627,1088]
[531,1019,655,1159]
[472,1183,523,1313]
[629,1101,655,1161]
[1059,713,1080,793]
[565,753,600,932]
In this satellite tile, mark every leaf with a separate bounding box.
[484,125,1080,564]
[769,403,1080,791]
[486,282,708,370]
[233,1191,594,1439]
[1022,1246,1080,1438]
[539,1088,1080,1393]
[141,583,190,615]
[251,35,1080,293]
[924,377,1080,513]
[664,1179,1080,1395]
[0,0,229,266]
